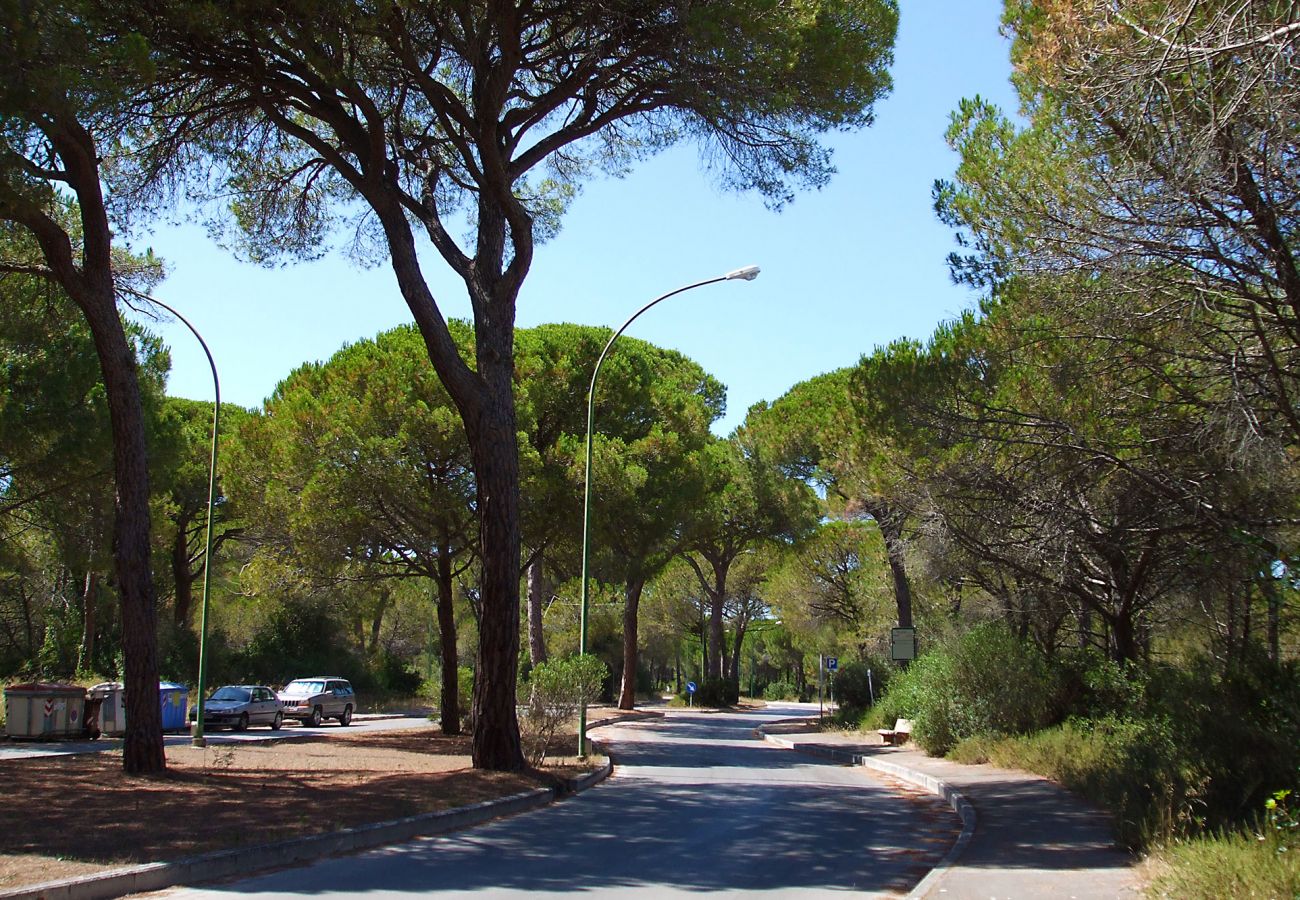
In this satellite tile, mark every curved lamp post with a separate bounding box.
[146,298,221,748]
[578,265,760,756]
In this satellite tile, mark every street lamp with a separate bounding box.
[578,265,760,756]
[143,297,221,748]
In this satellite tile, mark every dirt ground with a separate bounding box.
[0,720,608,891]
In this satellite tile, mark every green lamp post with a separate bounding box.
[143,297,221,748]
[578,265,760,756]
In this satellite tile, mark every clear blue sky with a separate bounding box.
[136,0,1019,436]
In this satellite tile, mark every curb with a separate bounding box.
[756,726,975,900]
[1,745,613,900]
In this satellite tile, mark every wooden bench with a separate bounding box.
[877,718,912,746]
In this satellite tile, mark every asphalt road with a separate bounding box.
[168,703,957,898]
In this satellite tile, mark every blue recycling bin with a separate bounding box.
[159,681,189,732]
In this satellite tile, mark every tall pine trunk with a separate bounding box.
[465,351,524,770]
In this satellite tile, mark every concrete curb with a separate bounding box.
[756,726,975,900]
[1,745,614,900]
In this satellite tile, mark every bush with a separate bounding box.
[521,654,607,765]
[831,658,889,721]
[872,624,1059,755]
[763,680,799,701]
[683,676,737,708]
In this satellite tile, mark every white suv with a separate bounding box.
[278,677,355,727]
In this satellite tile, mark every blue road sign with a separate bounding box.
[827,657,838,672]
[686,681,697,694]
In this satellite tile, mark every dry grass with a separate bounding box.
[0,722,600,891]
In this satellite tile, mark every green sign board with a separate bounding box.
[890,627,917,661]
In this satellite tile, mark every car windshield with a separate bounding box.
[210,687,249,702]
[282,681,325,695]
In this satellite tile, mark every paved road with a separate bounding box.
[0,714,424,760]
[166,704,960,898]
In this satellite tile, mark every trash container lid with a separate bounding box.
[88,681,125,695]
[4,681,87,696]
[159,681,188,692]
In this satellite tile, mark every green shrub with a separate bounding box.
[832,659,888,719]
[871,624,1059,756]
[763,680,799,701]
[521,654,608,765]
[681,677,738,708]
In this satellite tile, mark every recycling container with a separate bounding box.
[159,681,189,732]
[87,682,126,737]
[4,682,87,739]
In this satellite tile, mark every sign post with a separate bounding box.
[890,627,917,661]
[686,681,697,708]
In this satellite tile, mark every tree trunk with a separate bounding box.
[526,555,548,666]
[171,514,196,626]
[368,588,388,656]
[376,194,523,771]
[18,117,165,774]
[436,539,461,736]
[618,578,645,710]
[465,360,524,770]
[707,559,728,681]
[870,504,914,629]
[728,620,746,687]
[1108,610,1140,664]
[78,570,98,674]
[1263,573,1281,663]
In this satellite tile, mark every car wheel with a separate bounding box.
[271,711,282,731]
[338,705,353,727]
[235,712,249,732]
[309,706,323,727]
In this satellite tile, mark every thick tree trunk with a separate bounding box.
[376,195,523,771]
[17,117,165,774]
[465,360,525,770]
[436,540,461,736]
[526,555,548,666]
[82,291,164,774]
[618,578,645,710]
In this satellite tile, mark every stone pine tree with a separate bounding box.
[123,0,899,770]
[0,1,167,773]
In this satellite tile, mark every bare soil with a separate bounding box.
[0,721,604,891]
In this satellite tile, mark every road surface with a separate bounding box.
[167,703,959,898]
[0,714,424,760]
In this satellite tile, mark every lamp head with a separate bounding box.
[725,265,761,281]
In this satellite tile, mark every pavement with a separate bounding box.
[0,708,1143,900]
[0,712,412,760]
[759,720,1142,899]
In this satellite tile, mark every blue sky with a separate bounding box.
[136,0,1019,436]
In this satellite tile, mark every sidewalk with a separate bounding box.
[760,722,1141,899]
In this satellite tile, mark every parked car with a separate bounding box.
[277,677,355,727]
[190,685,283,731]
